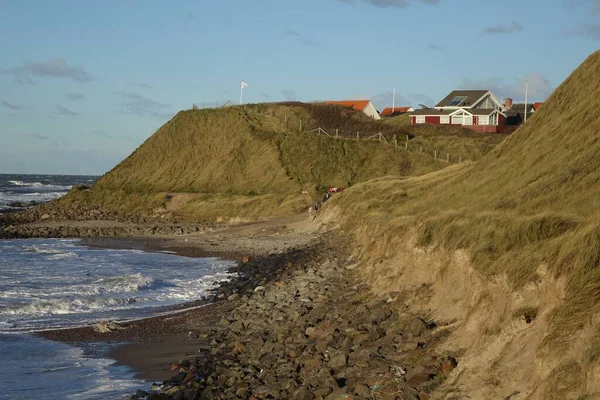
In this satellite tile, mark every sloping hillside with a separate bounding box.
[323,51,600,399]
[30,103,448,222]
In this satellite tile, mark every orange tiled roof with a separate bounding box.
[380,107,412,117]
[324,100,370,111]
[533,102,543,111]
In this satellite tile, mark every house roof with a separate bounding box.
[410,109,453,116]
[435,90,489,108]
[324,100,370,111]
[505,103,534,117]
[380,107,412,117]
[533,102,543,111]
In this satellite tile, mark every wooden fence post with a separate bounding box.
[357,131,360,140]
[420,146,422,154]
[459,156,462,163]
[393,135,397,148]
[336,129,339,138]
[434,150,437,159]
[447,153,450,162]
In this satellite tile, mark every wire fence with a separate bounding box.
[260,108,467,164]
[191,100,236,110]
[189,102,471,164]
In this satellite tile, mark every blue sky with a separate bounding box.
[1,0,599,175]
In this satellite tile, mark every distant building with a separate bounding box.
[379,106,414,118]
[410,90,506,133]
[504,98,537,126]
[533,102,543,111]
[324,100,381,120]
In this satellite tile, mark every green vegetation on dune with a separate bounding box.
[58,103,454,221]
[383,114,508,161]
[327,51,600,387]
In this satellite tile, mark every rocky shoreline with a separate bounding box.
[4,212,459,399]
[120,236,457,400]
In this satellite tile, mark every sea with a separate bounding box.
[0,175,236,399]
[0,173,97,210]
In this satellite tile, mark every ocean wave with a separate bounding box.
[92,273,160,294]
[7,180,72,190]
[0,296,140,316]
[24,246,63,254]
[47,252,78,260]
[8,180,29,186]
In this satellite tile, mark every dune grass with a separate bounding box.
[57,102,454,221]
[326,50,600,357]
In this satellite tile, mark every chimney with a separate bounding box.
[505,97,513,109]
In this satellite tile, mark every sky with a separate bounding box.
[1,0,599,175]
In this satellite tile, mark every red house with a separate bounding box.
[410,90,507,133]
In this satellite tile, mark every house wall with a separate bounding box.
[425,116,441,124]
[498,114,505,129]
[363,102,381,120]
[473,95,495,109]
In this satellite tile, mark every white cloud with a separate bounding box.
[2,58,92,84]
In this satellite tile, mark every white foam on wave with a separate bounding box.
[24,245,64,255]
[92,273,156,294]
[8,180,29,186]
[8,180,72,190]
[47,252,78,260]
[0,295,141,317]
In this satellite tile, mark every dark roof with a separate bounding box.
[410,109,453,116]
[435,90,488,108]
[505,103,534,117]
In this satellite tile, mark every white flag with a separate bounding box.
[241,81,248,89]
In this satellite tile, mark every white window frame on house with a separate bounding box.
[416,116,425,124]
[490,112,498,125]
[479,116,489,125]
[440,116,450,124]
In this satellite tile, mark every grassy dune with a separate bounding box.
[58,103,450,221]
[325,51,600,397]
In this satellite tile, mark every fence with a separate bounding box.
[302,127,465,164]
[189,103,470,164]
[259,107,468,164]
[191,100,236,110]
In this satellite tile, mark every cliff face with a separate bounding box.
[323,51,600,399]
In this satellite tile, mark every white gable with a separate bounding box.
[363,101,381,120]
[472,92,504,110]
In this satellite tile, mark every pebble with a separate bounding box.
[127,237,457,399]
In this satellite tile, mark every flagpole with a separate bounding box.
[240,82,244,105]
[392,87,396,113]
[524,80,528,123]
